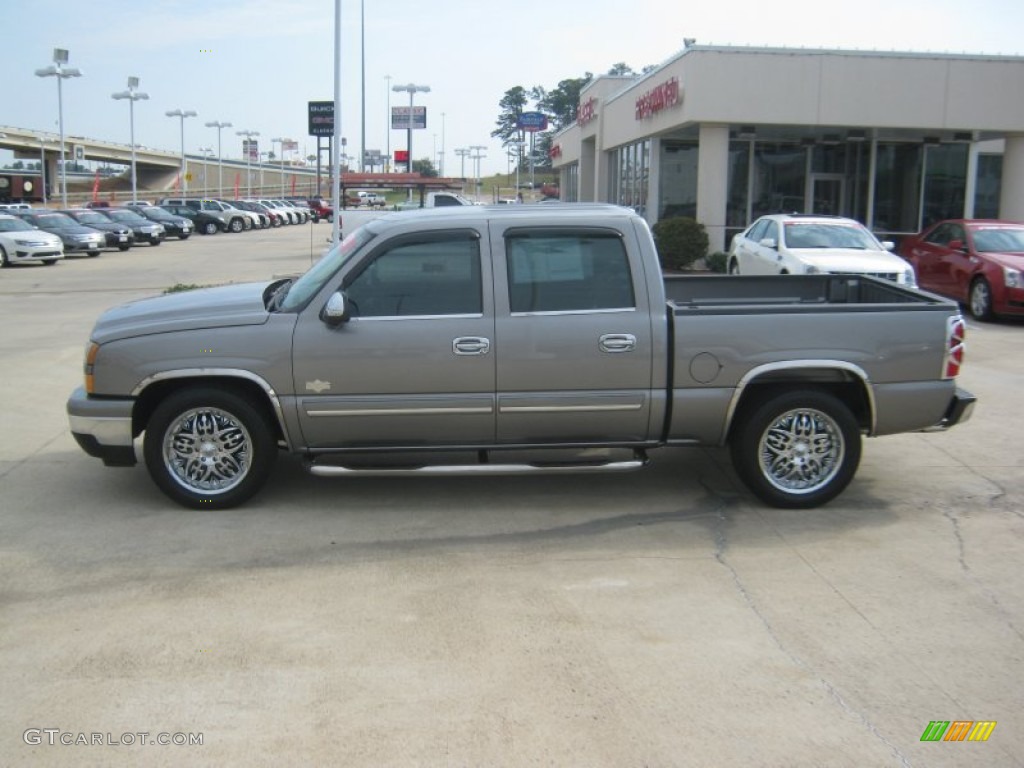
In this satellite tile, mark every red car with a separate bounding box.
[900,219,1024,320]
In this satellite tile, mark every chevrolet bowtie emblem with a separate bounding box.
[305,379,332,393]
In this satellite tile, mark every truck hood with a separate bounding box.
[92,281,271,343]
[796,249,911,276]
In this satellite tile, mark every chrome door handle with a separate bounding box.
[453,337,490,356]
[599,333,636,353]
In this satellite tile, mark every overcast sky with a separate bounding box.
[3,0,1023,176]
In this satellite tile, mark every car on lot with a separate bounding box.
[99,208,166,246]
[159,198,254,233]
[227,201,272,229]
[0,213,64,266]
[0,202,33,212]
[255,199,297,224]
[59,209,134,251]
[11,211,106,257]
[160,204,226,235]
[123,205,195,240]
[728,213,916,286]
[302,198,333,223]
[272,198,310,223]
[899,219,1024,320]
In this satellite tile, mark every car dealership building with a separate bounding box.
[550,44,1024,251]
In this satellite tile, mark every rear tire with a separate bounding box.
[203,221,219,235]
[143,387,277,509]
[728,258,740,275]
[729,390,861,508]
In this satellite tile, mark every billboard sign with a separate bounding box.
[308,100,335,136]
[391,106,427,130]
[517,111,549,132]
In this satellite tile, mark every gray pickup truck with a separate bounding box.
[67,204,975,510]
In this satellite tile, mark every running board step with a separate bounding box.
[307,459,647,478]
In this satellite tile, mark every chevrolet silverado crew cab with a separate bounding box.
[67,205,975,510]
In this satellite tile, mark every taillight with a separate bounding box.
[943,315,966,379]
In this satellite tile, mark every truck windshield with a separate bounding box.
[279,226,377,312]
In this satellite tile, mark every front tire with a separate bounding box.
[968,277,995,321]
[730,390,861,508]
[0,245,9,267]
[203,221,219,235]
[143,388,277,509]
[229,218,244,233]
[87,250,101,258]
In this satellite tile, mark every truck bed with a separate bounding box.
[664,274,949,311]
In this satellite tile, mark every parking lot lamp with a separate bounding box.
[165,108,197,196]
[272,138,291,198]
[204,120,232,198]
[236,130,259,197]
[111,77,149,203]
[391,82,430,176]
[35,48,83,208]
[469,144,487,199]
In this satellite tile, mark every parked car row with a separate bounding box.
[1,196,338,268]
[727,213,1024,321]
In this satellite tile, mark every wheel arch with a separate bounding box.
[724,361,875,444]
[130,370,291,449]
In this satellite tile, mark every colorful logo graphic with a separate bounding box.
[920,721,997,742]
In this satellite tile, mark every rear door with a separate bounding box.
[489,223,654,444]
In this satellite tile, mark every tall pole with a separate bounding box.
[35,48,83,208]
[39,138,48,205]
[384,75,392,173]
[112,77,149,202]
[166,108,197,196]
[360,0,366,173]
[205,120,232,198]
[470,144,486,200]
[236,129,259,197]
[331,0,342,246]
[272,138,289,197]
[440,112,445,177]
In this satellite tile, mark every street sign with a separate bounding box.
[308,100,335,136]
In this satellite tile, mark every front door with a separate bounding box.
[291,229,496,450]
[489,223,654,444]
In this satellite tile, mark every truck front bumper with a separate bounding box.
[66,386,137,466]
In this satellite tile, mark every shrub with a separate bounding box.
[652,217,708,271]
[705,251,729,273]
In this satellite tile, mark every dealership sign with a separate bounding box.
[577,97,598,126]
[635,77,681,120]
[308,101,334,136]
[517,111,548,132]
[392,106,427,130]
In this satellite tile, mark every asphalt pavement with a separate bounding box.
[1,219,1022,767]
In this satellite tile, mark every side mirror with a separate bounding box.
[759,237,778,249]
[881,240,895,251]
[321,291,351,326]
[948,239,966,252]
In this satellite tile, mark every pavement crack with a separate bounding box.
[711,504,913,768]
[0,429,68,481]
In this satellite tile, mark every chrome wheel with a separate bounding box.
[162,407,253,495]
[969,278,993,321]
[758,407,843,495]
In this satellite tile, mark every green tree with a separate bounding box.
[607,62,634,76]
[413,158,437,177]
[492,86,528,147]
[535,75,591,131]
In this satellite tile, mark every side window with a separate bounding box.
[344,233,482,317]
[761,221,779,245]
[747,219,769,242]
[948,223,966,243]
[925,223,952,245]
[506,231,635,313]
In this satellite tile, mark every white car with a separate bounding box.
[728,214,916,286]
[0,214,64,266]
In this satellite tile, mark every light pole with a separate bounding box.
[35,48,83,208]
[198,147,213,191]
[455,147,469,182]
[38,136,53,205]
[165,108,197,196]
[384,75,392,172]
[391,82,430,175]
[470,144,487,199]
[236,130,259,197]
[440,112,445,177]
[204,120,232,198]
[272,137,291,197]
[111,76,149,203]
